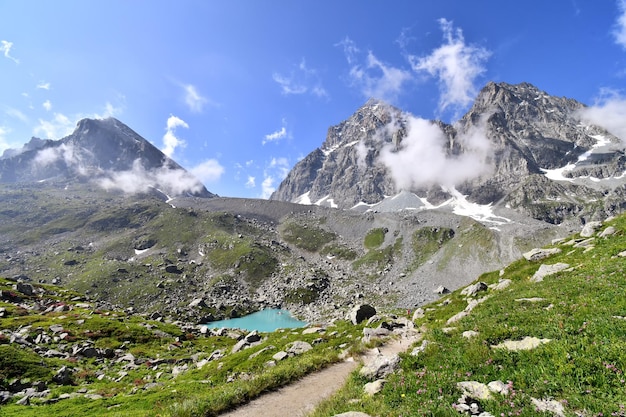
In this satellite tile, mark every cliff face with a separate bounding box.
[271,82,626,223]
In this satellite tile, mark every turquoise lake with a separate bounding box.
[204,309,307,333]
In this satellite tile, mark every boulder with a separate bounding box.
[580,221,602,238]
[16,283,34,296]
[359,354,400,380]
[244,331,261,343]
[530,263,570,283]
[434,285,450,294]
[491,336,551,351]
[331,413,373,417]
[460,282,488,297]
[363,379,386,396]
[348,304,377,325]
[272,351,288,361]
[52,366,73,385]
[523,247,561,261]
[457,381,492,400]
[287,341,312,355]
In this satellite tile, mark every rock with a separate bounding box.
[530,263,570,283]
[52,366,73,385]
[460,282,488,297]
[434,285,449,294]
[462,330,479,339]
[363,379,386,396]
[231,339,249,354]
[302,327,323,334]
[244,331,261,343]
[446,311,469,324]
[359,354,400,380]
[515,297,545,303]
[580,221,602,237]
[531,397,566,417]
[412,308,425,320]
[84,393,104,400]
[331,413,373,417]
[363,327,391,342]
[523,247,561,261]
[487,380,509,396]
[63,259,79,266]
[0,391,12,404]
[457,381,492,400]
[272,351,288,361]
[491,336,551,351]
[188,298,207,308]
[573,238,595,248]
[165,264,183,274]
[287,341,312,355]
[16,282,34,296]
[490,279,512,291]
[348,304,377,325]
[410,340,430,356]
[599,226,616,237]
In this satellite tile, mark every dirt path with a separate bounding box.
[220,330,421,417]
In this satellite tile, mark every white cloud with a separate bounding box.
[335,37,360,65]
[260,157,291,199]
[245,176,256,188]
[43,100,52,111]
[0,40,19,64]
[378,112,493,190]
[409,18,491,117]
[0,126,13,155]
[5,107,28,122]
[261,176,275,199]
[340,38,412,103]
[263,119,289,145]
[273,59,328,98]
[162,115,188,157]
[36,81,51,90]
[97,159,207,196]
[614,0,626,49]
[34,113,74,139]
[184,84,209,113]
[189,158,225,183]
[577,92,626,143]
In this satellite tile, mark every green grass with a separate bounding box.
[311,215,626,416]
[0,275,366,417]
[281,222,337,252]
[353,237,403,269]
[411,226,455,269]
[363,228,387,250]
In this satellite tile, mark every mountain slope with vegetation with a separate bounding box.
[312,215,626,416]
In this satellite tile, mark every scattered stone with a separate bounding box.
[531,397,566,417]
[363,379,386,396]
[412,308,425,320]
[460,282,488,297]
[231,339,249,354]
[599,226,616,238]
[515,297,545,303]
[573,238,595,248]
[487,380,509,396]
[348,304,377,325]
[287,341,312,355]
[302,327,323,334]
[244,331,261,343]
[410,340,430,356]
[462,330,479,339]
[457,381,492,400]
[359,353,400,380]
[523,247,561,261]
[434,285,450,294]
[363,327,391,342]
[16,282,34,296]
[489,279,512,291]
[491,336,551,351]
[580,221,602,238]
[188,298,207,308]
[447,311,469,325]
[331,413,373,417]
[165,264,183,274]
[52,366,73,385]
[272,351,288,361]
[84,393,104,400]
[530,263,570,283]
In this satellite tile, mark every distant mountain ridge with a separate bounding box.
[0,117,215,198]
[271,81,626,224]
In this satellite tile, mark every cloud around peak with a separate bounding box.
[409,18,491,118]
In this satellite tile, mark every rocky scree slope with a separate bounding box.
[271,81,626,225]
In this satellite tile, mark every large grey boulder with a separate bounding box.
[530,263,570,283]
[359,353,400,380]
[348,304,377,325]
[523,247,561,261]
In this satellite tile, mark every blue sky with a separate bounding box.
[1,0,626,198]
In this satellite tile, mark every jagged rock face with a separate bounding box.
[272,82,626,223]
[0,118,214,198]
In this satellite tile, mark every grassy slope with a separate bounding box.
[0,277,366,416]
[312,215,626,417]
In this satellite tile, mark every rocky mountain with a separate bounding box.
[0,117,214,198]
[271,82,626,225]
